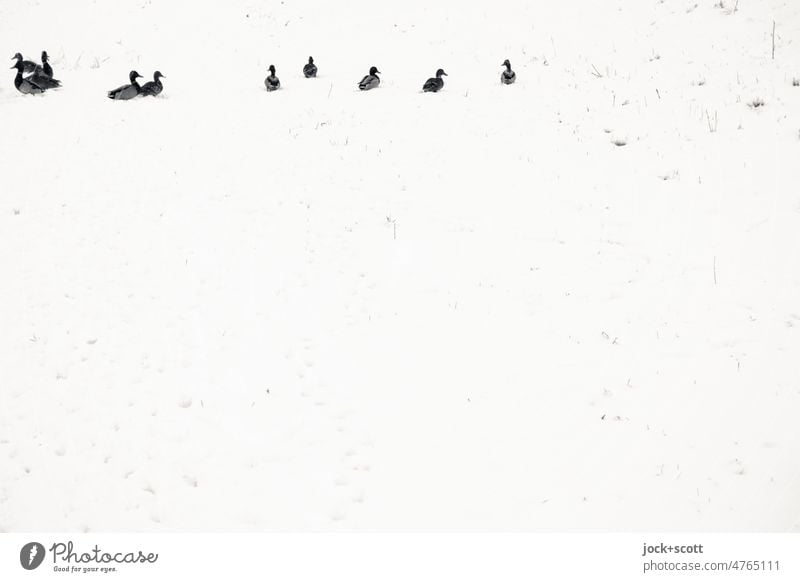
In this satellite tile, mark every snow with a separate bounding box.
[1,0,799,531]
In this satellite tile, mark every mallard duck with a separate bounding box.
[11,61,46,94]
[140,71,165,96]
[264,65,280,91]
[28,51,61,89]
[41,51,54,78]
[501,59,516,84]
[358,66,380,90]
[422,68,447,92]
[303,56,317,78]
[107,70,143,100]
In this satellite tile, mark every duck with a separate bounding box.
[303,56,317,78]
[28,51,61,89]
[264,65,280,91]
[11,53,36,74]
[107,70,143,100]
[501,59,515,84]
[140,71,165,96]
[11,60,46,94]
[31,51,53,76]
[358,66,380,90]
[41,51,55,78]
[422,68,447,92]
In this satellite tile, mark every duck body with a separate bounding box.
[108,70,143,100]
[12,62,46,94]
[265,65,280,91]
[12,53,36,74]
[141,71,165,96]
[358,66,380,90]
[501,59,515,84]
[422,68,447,92]
[303,57,317,78]
[27,72,61,89]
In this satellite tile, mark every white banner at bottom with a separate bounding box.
[0,533,797,581]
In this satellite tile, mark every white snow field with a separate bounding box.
[1,0,799,531]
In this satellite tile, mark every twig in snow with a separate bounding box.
[713,256,717,285]
[591,64,603,78]
[772,21,776,60]
[705,110,718,133]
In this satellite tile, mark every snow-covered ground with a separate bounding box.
[1,0,799,531]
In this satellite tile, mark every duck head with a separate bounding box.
[268,65,276,75]
[436,68,448,78]
[11,53,23,64]
[369,66,380,75]
[129,70,143,82]
[42,51,49,62]
[153,71,165,80]
[308,56,314,64]
[502,59,511,69]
